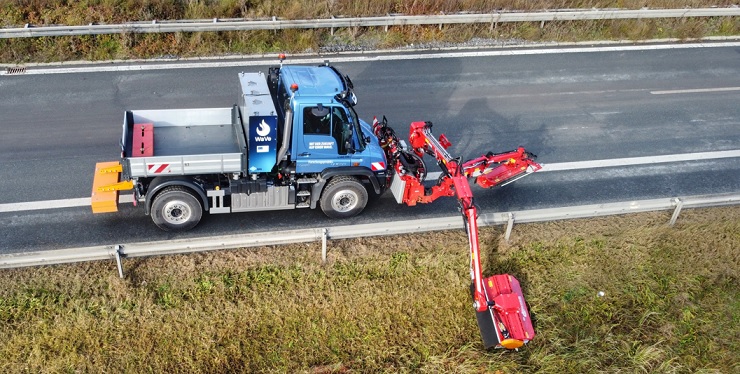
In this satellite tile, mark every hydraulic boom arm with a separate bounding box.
[373,118,539,349]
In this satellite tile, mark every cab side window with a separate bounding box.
[303,105,352,155]
[303,106,331,135]
[330,106,352,154]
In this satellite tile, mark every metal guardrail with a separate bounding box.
[1,192,737,272]
[1,8,739,38]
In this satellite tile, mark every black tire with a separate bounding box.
[150,186,203,232]
[320,176,368,219]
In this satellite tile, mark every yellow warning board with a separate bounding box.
[91,161,121,213]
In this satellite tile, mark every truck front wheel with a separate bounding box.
[320,176,368,219]
[151,186,203,231]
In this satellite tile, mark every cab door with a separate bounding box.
[295,104,352,173]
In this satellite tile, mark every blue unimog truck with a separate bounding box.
[92,60,388,231]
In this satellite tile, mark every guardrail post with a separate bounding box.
[321,228,328,264]
[114,245,125,278]
[669,198,684,226]
[505,212,515,242]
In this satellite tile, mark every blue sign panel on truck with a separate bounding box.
[248,115,278,173]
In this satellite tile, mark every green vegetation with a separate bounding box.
[1,207,738,372]
[1,0,738,63]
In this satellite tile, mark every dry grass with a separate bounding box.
[0,1,738,63]
[2,1,737,24]
[1,206,738,372]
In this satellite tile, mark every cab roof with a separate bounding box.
[279,65,343,98]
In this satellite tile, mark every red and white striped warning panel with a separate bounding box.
[371,162,385,171]
[147,163,171,174]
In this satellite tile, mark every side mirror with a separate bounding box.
[334,91,358,107]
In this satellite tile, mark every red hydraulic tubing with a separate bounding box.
[373,117,540,349]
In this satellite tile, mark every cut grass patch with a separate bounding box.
[0,206,738,372]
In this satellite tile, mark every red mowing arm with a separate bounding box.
[404,122,489,311]
[463,147,542,189]
[373,118,538,349]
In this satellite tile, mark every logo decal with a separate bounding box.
[256,119,271,137]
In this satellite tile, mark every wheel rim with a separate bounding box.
[331,189,359,212]
[162,200,192,225]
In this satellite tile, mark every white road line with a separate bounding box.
[2,150,738,213]
[537,150,740,172]
[423,150,740,179]
[0,195,134,213]
[0,198,91,212]
[651,87,740,95]
[3,41,740,76]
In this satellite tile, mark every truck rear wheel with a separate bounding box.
[151,186,203,232]
[320,176,368,219]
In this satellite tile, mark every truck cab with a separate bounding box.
[271,64,384,175]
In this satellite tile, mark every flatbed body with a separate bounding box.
[121,107,245,178]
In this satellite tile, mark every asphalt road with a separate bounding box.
[1,43,738,253]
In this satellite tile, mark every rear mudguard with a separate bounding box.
[144,177,208,215]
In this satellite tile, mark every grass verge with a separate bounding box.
[1,206,738,372]
[0,1,738,63]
